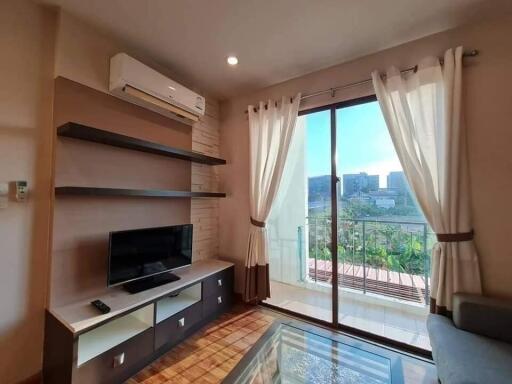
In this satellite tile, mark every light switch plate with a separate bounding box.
[15,181,27,202]
[0,182,8,208]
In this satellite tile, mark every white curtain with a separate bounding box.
[244,94,301,302]
[372,47,481,313]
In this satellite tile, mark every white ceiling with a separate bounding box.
[42,0,511,100]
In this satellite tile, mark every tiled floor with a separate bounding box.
[127,305,437,384]
[126,307,274,384]
[265,281,431,350]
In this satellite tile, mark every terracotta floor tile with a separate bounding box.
[203,341,224,352]
[194,344,220,360]
[167,374,190,384]
[218,356,240,372]
[196,355,220,371]
[214,348,237,361]
[209,366,230,380]
[231,338,251,354]
[244,321,264,331]
[199,371,223,384]
[223,330,247,344]
[217,345,239,358]
[242,331,265,344]
[159,367,180,379]
[180,364,208,381]
[191,337,215,349]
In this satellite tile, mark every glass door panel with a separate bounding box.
[264,110,333,323]
[336,99,431,350]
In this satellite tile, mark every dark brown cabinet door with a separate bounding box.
[75,328,153,384]
[203,267,234,298]
[154,302,202,350]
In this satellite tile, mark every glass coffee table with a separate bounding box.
[223,320,405,384]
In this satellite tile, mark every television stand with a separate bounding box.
[124,272,181,294]
[44,260,234,384]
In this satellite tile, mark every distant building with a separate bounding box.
[375,198,396,209]
[308,175,341,209]
[387,171,407,193]
[387,171,417,206]
[343,172,379,196]
[367,189,399,209]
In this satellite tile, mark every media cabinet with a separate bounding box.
[43,260,234,384]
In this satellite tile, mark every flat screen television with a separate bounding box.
[108,224,193,293]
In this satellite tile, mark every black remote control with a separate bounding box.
[91,299,111,314]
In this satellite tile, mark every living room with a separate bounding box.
[2,1,512,383]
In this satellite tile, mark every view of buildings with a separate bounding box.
[343,172,379,196]
[307,170,421,219]
[342,171,415,210]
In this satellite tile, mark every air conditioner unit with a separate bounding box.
[109,53,205,125]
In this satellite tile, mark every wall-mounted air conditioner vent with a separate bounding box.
[109,53,205,125]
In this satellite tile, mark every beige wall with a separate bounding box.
[0,1,56,383]
[0,4,221,382]
[50,77,193,307]
[54,10,222,262]
[219,15,512,298]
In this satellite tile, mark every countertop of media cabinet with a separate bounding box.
[48,259,235,335]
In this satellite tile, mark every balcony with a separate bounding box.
[265,217,434,350]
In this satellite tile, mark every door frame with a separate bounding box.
[261,94,432,358]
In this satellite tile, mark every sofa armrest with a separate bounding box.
[453,293,512,343]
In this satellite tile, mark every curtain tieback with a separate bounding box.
[250,217,266,228]
[436,230,474,242]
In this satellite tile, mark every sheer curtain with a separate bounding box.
[372,47,481,313]
[244,94,301,302]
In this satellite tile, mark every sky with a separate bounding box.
[305,100,402,188]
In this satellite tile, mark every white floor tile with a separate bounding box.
[266,280,431,351]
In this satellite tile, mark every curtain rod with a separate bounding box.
[246,49,479,113]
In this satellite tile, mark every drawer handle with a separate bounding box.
[217,279,223,287]
[178,317,185,328]
[113,352,125,368]
[217,296,222,304]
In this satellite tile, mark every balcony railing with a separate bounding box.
[300,217,435,305]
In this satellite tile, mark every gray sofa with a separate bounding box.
[427,293,512,384]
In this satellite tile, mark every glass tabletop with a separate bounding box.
[227,323,393,384]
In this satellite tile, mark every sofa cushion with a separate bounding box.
[453,293,512,344]
[427,314,512,384]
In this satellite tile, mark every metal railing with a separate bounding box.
[302,217,435,305]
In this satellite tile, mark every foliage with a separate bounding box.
[307,199,433,276]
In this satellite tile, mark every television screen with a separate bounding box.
[108,224,193,286]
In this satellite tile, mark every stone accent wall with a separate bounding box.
[191,98,221,261]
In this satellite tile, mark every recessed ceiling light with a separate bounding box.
[168,86,176,91]
[227,56,239,66]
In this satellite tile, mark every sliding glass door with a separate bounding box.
[264,96,432,351]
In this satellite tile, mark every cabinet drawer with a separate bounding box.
[203,291,233,318]
[203,268,234,298]
[154,302,202,350]
[75,328,153,384]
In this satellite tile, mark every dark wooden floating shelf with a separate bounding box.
[57,122,226,165]
[55,186,226,198]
